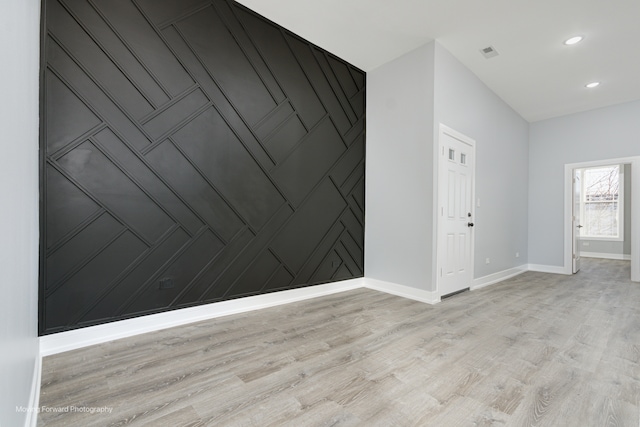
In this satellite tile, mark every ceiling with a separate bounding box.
[236,0,640,122]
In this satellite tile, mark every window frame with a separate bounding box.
[578,164,624,242]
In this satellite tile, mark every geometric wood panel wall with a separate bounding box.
[40,0,365,335]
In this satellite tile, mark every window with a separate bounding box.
[578,165,624,240]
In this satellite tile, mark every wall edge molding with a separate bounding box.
[364,278,440,304]
[40,278,365,356]
[527,264,569,275]
[580,252,631,261]
[471,265,528,290]
[26,353,41,427]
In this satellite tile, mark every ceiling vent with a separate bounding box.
[480,46,499,59]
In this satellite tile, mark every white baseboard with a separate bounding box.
[36,261,596,358]
[46,268,547,356]
[471,265,528,290]
[527,264,569,275]
[580,252,631,261]
[40,278,365,356]
[364,278,440,304]
[26,352,41,427]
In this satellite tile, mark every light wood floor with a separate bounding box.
[38,259,640,426]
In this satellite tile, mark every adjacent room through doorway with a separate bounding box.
[565,157,640,282]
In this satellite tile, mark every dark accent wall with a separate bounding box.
[40,0,365,335]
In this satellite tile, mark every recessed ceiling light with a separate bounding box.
[585,82,600,88]
[564,36,584,45]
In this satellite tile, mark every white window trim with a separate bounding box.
[579,164,624,242]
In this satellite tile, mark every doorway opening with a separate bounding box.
[564,157,640,282]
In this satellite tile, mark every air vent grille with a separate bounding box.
[480,46,499,59]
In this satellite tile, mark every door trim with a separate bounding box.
[436,124,476,297]
[563,156,640,282]
[572,169,581,273]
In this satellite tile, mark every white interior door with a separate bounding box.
[572,169,581,273]
[438,126,475,297]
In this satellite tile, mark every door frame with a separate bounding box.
[563,156,640,282]
[436,124,476,297]
[572,169,581,273]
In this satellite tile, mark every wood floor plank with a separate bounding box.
[38,259,640,426]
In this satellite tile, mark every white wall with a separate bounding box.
[365,43,436,291]
[529,100,640,267]
[433,43,530,281]
[0,0,41,426]
[366,41,529,293]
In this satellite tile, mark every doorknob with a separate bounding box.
[577,225,583,228]
[467,222,474,227]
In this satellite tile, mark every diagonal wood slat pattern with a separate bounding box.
[40,0,366,335]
